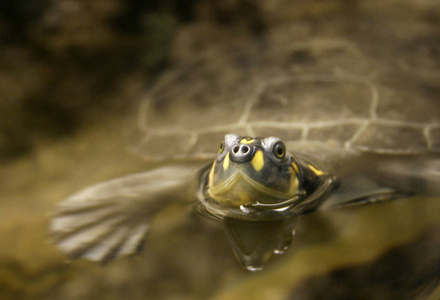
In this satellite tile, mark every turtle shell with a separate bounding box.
[131,24,440,161]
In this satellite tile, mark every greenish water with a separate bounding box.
[0,116,439,299]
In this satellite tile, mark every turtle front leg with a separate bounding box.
[49,165,199,263]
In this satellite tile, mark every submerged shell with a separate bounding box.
[134,75,440,160]
[131,26,440,160]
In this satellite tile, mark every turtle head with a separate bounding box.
[208,134,303,207]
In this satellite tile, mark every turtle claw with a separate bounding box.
[49,166,197,263]
[51,198,150,263]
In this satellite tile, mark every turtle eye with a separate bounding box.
[219,141,225,153]
[273,142,286,159]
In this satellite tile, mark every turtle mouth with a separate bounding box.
[208,169,296,205]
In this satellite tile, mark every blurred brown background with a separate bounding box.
[0,1,439,299]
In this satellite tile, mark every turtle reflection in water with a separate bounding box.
[50,77,440,271]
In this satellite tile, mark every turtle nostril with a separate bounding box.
[230,144,253,163]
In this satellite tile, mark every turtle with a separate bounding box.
[49,16,440,270]
[49,68,440,270]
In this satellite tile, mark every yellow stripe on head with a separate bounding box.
[291,162,299,175]
[208,161,216,187]
[308,164,325,176]
[251,150,264,171]
[240,138,255,144]
[288,171,299,194]
[223,152,230,170]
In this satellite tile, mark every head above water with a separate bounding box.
[208,134,310,207]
